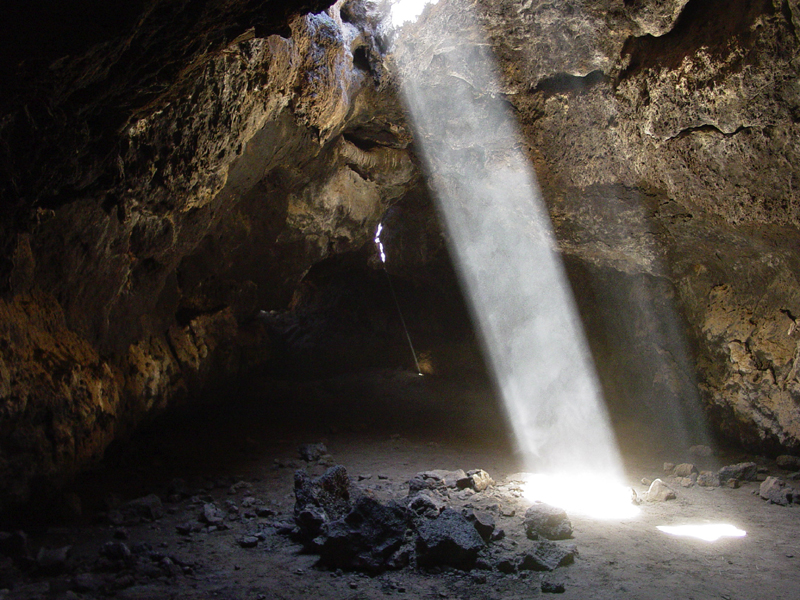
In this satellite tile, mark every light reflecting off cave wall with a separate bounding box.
[384,3,626,484]
[388,0,440,26]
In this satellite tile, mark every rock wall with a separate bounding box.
[0,0,419,510]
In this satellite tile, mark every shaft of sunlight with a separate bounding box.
[386,0,632,513]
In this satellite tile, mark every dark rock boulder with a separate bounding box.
[524,503,573,540]
[294,465,358,543]
[416,508,486,570]
[316,496,411,572]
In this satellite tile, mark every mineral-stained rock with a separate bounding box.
[718,463,759,484]
[518,540,576,572]
[457,469,495,492]
[416,508,485,570]
[760,477,793,506]
[524,503,573,540]
[316,496,411,572]
[673,463,698,478]
[645,479,676,502]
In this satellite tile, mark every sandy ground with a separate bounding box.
[3,369,800,600]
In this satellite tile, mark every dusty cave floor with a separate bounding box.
[3,369,800,600]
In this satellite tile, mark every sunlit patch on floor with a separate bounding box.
[657,524,747,542]
[521,473,641,520]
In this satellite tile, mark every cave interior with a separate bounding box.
[2,0,800,598]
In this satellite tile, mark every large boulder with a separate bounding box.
[316,496,411,572]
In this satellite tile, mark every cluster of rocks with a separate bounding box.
[641,447,800,506]
[290,464,576,588]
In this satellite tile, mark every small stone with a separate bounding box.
[697,471,720,487]
[663,462,675,474]
[238,536,259,548]
[677,477,695,488]
[99,541,131,561]
[408,491,446,519]
[464,509,495,542]
[298,443,328,462]
[518,540,576,571]
[199,503,224,525]
[501,507,516,518]
[524,503,573,540]
[727,478,740,488]
[645,479,676,502]
[228,481,253,496]
[113,528,128,540]
[641,477,652,486]
[255,506,275,518]
[541,573,567,594]
[673,463,698,478]
[471,572,487,584]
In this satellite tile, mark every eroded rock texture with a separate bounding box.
[394,0,800,453]
[1,0,799,510]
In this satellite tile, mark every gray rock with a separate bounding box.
[776,455,800,470]
[415,469,467,490]
[100,541,131,561]
[299,443,328,462]
[673,463,698,477]
[677,476,695,488]
[697,471,720,487]
[416,508,485,570]
[518,540,576,571]
[718,462,759,484]
[238,536,259,548]
[662,462,675,474]
[541,573,567,593]
[524,503,573,540]
[464,509,495,542]
[645,479,676,502]
[407,491,446,519]
[199,503,225,525]
[760,476,793,506]
[118,494,164,524]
